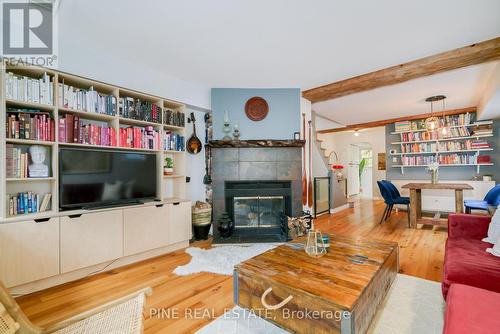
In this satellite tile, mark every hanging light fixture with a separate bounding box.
[424,95,446,131]
[440,96,449,137]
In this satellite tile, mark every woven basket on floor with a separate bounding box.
[192,201,212,226]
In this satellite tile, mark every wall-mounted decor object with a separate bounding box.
[245,96,269,121]
[378,153,386,170]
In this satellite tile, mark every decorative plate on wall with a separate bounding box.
[245,96,269,121]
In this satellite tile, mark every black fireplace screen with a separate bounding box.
[233,196,284,228]
[225,181,292,232]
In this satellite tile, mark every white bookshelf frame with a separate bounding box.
[1,63,188,222]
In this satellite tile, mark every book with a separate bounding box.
[7,192,51,216]
[6,109,54,141]
[4,72,53,105]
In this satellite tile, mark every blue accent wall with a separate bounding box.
[211,88,300,140]
[385,120,500,181]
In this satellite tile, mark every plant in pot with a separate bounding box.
[164,156,174,175]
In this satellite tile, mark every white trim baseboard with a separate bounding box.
[330,204,350,214]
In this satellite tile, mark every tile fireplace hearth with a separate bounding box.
[209,140,304,244]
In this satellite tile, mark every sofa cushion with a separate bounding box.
[443,284,500,334]
[483,209,500,244]
[442,237,500,298]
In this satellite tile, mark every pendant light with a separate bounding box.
[440,96,448,137]
[424,95,446,132]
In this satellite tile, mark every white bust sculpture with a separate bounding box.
[28,145,49,178]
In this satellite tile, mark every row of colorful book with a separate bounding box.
[163,109,185,127]
[164,131,185,151]
[400,127,470,142]
[58,115,117,146]
[58,83,117,115]
[119,97,162,123]
[4,72,54,105]
[401,153,483,166]
[394,113,472,132]
[7,192,51,216]
[5,145,30,178]
[6,110,55,141]
[119,126,160,150]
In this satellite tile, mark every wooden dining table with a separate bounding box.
[401,183,473,228]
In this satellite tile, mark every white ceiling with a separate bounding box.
[313,62,500,124]
[58,0,500,91]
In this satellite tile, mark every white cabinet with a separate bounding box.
[169,202,192,244]
[123,204,170,256]
[60,210,123,273]
[0,218,59,288]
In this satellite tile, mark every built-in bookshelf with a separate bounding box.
[1,64,187,222]
[390,112,494,174]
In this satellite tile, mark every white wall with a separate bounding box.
[57,2,210,109]
[184,109,209,203]
[318,127,386,198]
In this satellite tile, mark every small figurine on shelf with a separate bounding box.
[232,121,241,140]
[222,110,232,140]
[164,156,174,175]
[28,145,49,178]
[427,162,439,184]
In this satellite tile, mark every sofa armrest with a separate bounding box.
[448,214,491,239]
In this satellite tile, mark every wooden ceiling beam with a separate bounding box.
[317,107,477,134]
[303,37,500,103]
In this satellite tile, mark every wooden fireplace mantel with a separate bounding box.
[208,140,305,148]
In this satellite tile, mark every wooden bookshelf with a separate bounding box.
[389,112,494,174]
[1,63,188,221]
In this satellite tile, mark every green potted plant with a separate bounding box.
[164,156,174,175]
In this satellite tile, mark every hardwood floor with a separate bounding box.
[15,198,447,333]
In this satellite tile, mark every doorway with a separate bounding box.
[347,143,373,198]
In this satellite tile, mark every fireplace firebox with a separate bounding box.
[221,181,292,243]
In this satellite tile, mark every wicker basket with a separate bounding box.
[0,302,19,334]
[192,202,211,226]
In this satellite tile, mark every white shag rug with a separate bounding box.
[196,274,445,334]
[173,243,280,276]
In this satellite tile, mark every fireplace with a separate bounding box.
[222,181,291,243]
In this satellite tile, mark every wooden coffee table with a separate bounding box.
[234,235,398,334]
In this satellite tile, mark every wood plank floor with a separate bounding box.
[15,198,448,333]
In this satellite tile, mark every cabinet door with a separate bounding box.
[60,210,123,273]
[169,201,192,244]
[0,218,59,288]
[123,205,169,256]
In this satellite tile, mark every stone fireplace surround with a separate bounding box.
[209,140,304,243]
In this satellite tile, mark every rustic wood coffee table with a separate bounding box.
[234,235,398,334]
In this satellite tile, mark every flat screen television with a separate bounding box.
[59,148,157,210]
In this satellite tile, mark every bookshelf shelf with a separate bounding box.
[5,99,55,111]
[391,134,493,145]
[6,138,55,146]
[1,64,188,221]
[6,177,55,182]
[390,148,494,156]
[118,117,162,127]
[58,107,117,122]
[163,174,185,179]
[392,163,494,168]
[163,150,185,154]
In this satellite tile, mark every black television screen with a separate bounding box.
[59,148,157,210]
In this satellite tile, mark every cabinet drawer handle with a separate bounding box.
[68,214,82,219]
[34,218,50,223]
[261,287,293,310]
[173,202,180,206]
[155,204,164,208]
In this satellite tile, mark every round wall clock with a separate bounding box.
[245,96,269,121]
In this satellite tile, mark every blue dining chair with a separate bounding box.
[377,181,411,227]
[464,184,500,214]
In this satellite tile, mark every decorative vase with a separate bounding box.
[217,213,234,238]
[305,230,326,258]
[431,170,438,184]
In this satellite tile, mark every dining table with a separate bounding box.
[401,182,473,228]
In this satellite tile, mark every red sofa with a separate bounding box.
[443,284,500,334]
[442,213,500,299]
